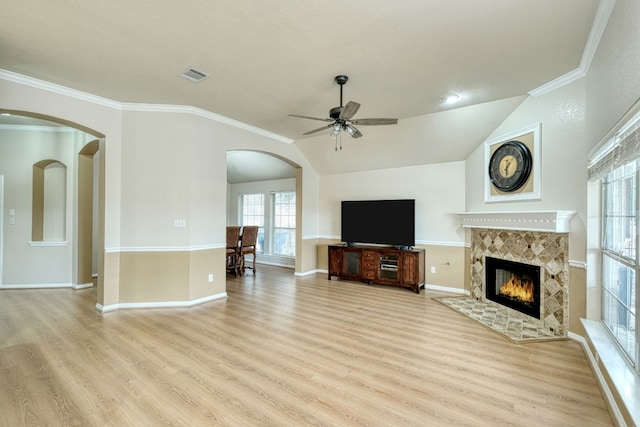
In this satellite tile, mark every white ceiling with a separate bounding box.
[226,151,296,184]
[0,0,602,180]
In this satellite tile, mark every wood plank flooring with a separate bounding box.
[0,265,613,426]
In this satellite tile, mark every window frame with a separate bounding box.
[271,191,296,257]
[239,193,265,253]
[601,161,639,372]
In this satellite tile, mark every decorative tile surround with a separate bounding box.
[470,228,569,337]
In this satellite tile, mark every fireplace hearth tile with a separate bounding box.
[434,296,567,343]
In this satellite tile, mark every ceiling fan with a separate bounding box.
[289,75,398,144]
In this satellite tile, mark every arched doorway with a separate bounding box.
[0,110,105,301]
[226,150,301,272]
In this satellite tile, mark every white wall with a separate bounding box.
[0,75,322,297]
[319,161,466,246]
[0,127,76,284]
[466,79,588,262]
[585,0,640,152]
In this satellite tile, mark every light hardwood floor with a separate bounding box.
[0,265,613,426]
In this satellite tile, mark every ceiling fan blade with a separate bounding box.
[289,114,332,122]
[339,101,361,120]
[350,118,398,126]
[302,124,334,135]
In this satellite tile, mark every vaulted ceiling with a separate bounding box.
[1,0,602,179]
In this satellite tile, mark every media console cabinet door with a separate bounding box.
[328,247,342,278]
[402,253,416,285]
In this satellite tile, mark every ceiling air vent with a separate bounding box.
[179,67,209,82]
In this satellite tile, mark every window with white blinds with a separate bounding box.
[590,110,640,372]
[272,191,296,256]
[240,193,264,252]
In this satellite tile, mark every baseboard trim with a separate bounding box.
[95,292,228,313]
[295,269,324,277]
[0,282,94,290]
[569,330,627,427]
[425,284,469,295]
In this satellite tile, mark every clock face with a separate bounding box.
[488,140,532,192]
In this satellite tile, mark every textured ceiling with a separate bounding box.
[0,0,602,179]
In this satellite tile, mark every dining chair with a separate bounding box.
[226,226,242,275]
[238,225,258,275]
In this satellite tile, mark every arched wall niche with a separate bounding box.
[32,159,67,242]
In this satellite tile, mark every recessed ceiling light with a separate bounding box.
[179,67,209,82]
[444,94,460,104]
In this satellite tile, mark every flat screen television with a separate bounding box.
[341,199,415,248]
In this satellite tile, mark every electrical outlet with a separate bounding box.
[208,273,214,282]
[431,266,436,274]
[174,219,186,228]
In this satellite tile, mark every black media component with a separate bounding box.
[341,199,415,247]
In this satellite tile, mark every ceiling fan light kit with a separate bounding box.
[289,75,398,148]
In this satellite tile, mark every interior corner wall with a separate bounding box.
[465,79,588,260]
[464,79,588,333]
[582,0,640,323]
[0,75,322,305]
[585,0,640,152]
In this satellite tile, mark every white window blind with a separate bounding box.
[589,113,640,181]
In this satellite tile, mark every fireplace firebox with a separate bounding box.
[485,256,541,319]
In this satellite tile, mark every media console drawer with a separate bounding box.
[328,244,425,293]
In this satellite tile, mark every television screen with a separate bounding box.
[341,199,415,247]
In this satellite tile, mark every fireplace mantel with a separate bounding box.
[456,211,576,233]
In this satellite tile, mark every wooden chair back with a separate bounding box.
[240,225,258,250]
[226,226,242,275]
[239,225,259,274]
[226,226,241,249]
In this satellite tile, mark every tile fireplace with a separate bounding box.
[458,211,575,338]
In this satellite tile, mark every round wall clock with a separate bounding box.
[488,140,532,192]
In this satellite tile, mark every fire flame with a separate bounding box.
[499,275,534,303]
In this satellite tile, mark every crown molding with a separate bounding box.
[0,69,122,109]
[121,103,293,144]
[528,0,616,97]
[528,68,586,97]
[0,69,293,144]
